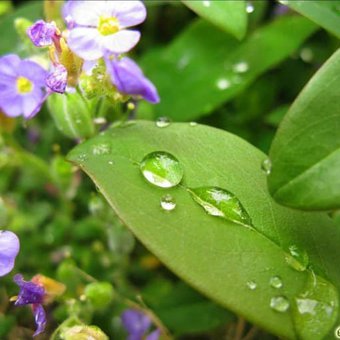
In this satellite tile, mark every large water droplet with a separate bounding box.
[188,187,253,227]
[160,194,176,211]
[92,142,111,156]
[300,47,314,63]
[155,117,171,128]
[285,244,309,271]
[202,0,211,7]
[270,276,283,289]
[140,151,184,188]
[246,2,255,13]
[261,159,272,175]
[216,78,231,90]
[270,296,290,312]
[247,281,257,290]
[233,61,249,73]
[292,272,339,339]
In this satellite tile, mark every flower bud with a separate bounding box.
[47,91,95,139]
[84,282,115,309]
[61,325,108,340]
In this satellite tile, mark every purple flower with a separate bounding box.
[0,54,47,119]
[13,274,46,337]
[121,309,160,340]
[0,231,19,277]
[46,64,68,93]
[63,0,146,60]
[106,57,159,103]
[27,20,59,48]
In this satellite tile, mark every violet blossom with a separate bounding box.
[27,20,59,48]
[46,64,68,94]
[0,230,19,277]
[63,0,146,60]
[106,57,159,103]
[121,309,161,340]
[0,54,47,119]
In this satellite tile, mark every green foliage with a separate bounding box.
[182,0,247,40]
[68,121,340,339]
[268,49,340,210]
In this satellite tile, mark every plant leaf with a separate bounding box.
[281,0,340,39]
[182,0,247,40]
[67,121,340,339]
[268,49,340,211]
[138,16,317,121]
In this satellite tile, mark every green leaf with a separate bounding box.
[182,0,247,40]
[268,49,340,211]
[139,16,317,122]
[281,0,340,39]
[68,121,340,339]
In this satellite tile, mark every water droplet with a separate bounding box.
[270,296,290,312]
[300,48,314,63]
[77,153,88,163]
[286,244,309,271]
[140,151,184,188]
[108,161,114,165]
[189,122,198,127]
[156,117,171,128]
[216,78,231,90]
[233,61,249,73]
[292,273,338,339]
[246,2,255,13]
[188,187,253,227]
[160,194,176,211]
[270,276,283,289]
[261,159,272,175]
[202,0,211,7]
[247,281,257,290]
[92,143,111,156]
[94,117,107,125]
[279,0,289,4]
[178,55,190,70]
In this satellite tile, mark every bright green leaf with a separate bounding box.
[67,121,340,339]
[139,16,317,121]
[281,0,340,39]
[268,49,340,211]
[182,0,247,40]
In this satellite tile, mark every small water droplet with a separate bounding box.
[279,0,289,4]
[188,187,253,227]
[246,2,255,13]
[108,161,114,165]
[92,142,111,156]
[202,0,211,7]
[300,48,314,63]
[140,151,184,188]
[94,117,107,125]
[156,117,171,128]
[178,55,190,70]
[292,272,338,339]
[189,122,198,127]
[247,281,257,290]
[233,61,249,73]
[286,244,309,271]
[77,153,88,163]
[261,159,272,175]
[270,296,290,312]
[160,194,176,211]
[216,78,231,90]
[270,276,283,289]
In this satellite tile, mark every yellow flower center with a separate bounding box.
[16,76,33,94]
[98,16,120,36]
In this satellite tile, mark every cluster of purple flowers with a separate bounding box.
[0,0,159,120]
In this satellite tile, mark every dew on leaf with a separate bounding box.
[189,122,198,127]
[140,151,184,188]
[160,194,176,211]
[155,117,171,128]
[300,48,314,63]
[246,2,255,13]
[292,272,339,339]
[261,159,272,175]
[216,78,231,90]
[247,280,257,290]
[92,142,111,156]
[270,276,283,289]
[233,61,249,73]
[270,296,290,312]
[188,187,253,227]
[202,0,211,7]
[285,244,309,271]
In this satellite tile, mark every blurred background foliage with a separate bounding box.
[0,0,339,339]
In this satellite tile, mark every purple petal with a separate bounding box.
[146,329,161,340]
[105,1,146,28]
[13,274,45,306]
[0,94,24,117]
[102,29,140,54]
[68,27,105,60]
[0,54,20,78]
[107,57,160,103]
[121,309,152,337]
[22,89,46,119]
[46,64,67,94]
[20,60,47,86]
[0,231,20,276]
[27,20,57,47]
[32,304,46,337]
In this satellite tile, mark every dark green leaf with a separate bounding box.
[68,121,340,339]
[268,49,340,210]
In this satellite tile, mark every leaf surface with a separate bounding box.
[67,121,340,339]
